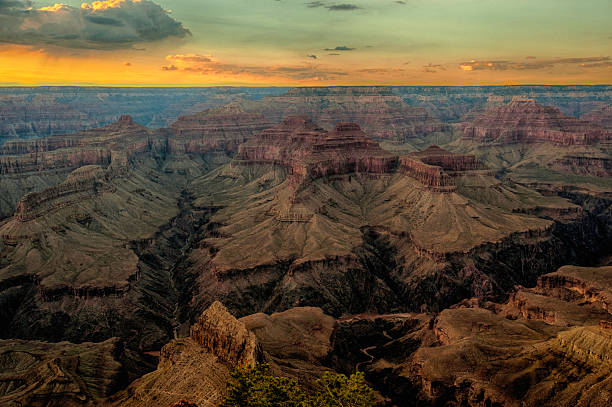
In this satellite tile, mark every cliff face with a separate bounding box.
[0,115,152,176]
[398,145,489,192]
[239,87,449,141]
[235,116,397,183]
[463,99,610,145]
[111,304,335,407]
[0,87,284,143]
[0,94,98,143]
[398,157,457,192]
[189,301,262,366]
[168,105,274,153]
[392,85,612,122]
[582,104,612,130]
[330,265,612,407]
[550,155,612,177]
[0,337,148,407]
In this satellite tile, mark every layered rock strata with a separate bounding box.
[110,303,335,407]
[239,87,449,141]
[582,104,612,130]
[235,117,396,183]
[398,145,489,192]
[0,337,147,407]
[189,301,262,366]
[331,265,612,407]
[168,105,274,153]
[463,99,610,145]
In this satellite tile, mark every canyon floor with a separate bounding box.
[0,86,610,407]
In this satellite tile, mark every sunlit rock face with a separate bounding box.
[168,104,274,153]
[235,116,397,182]
[463,99,610,145]
[398,145,490,192]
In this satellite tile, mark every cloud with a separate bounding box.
[327,3,361,10]
[580,61,612,68]
[459,57,611,71]
[306,2,362,11]
[0,0,190,50]
[395,1,406,4]
[323,45,355,51]
[423,63,446,73]
[328,53,340,56]
[356,67,405,74]
[307,54,318,59]
[162,53,348,81]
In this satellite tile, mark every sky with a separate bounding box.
[0,0,610,86]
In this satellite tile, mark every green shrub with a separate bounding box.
[221,363,376,407]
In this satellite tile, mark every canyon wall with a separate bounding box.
[463,99,610,145]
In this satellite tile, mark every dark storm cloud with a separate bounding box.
[0,0,190,50]
[327,4,361,10]
[307,54,318,59]
[306,2,362,11]
[323,46,355,51]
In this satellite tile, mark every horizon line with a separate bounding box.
[1,84,611,88]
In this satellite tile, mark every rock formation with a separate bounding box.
[235,117,397,183]
[332,265,612,407]
[398,145,490,192]
[462,99,610,145]
[189,301,262,366]
[582,104,612,130]
[168,104,274,153]
[392,85,612,122]
[0,337,148,407]
[187,118,584,319]
[110,303,335,407]
[0,87,611,407]
[238,87,450,141]
[0,87,281,142]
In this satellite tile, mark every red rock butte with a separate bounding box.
[235,116,397,181]
[463,99,611,145]
[399,145,490,192]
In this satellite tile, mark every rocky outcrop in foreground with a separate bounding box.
[0,337,148,407]
[332,265,612,407]
[111,303,335,407]
[189,301,262,366]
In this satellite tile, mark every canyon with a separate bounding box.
[0,86,610,407]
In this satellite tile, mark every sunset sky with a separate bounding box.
[0,0,610,86]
